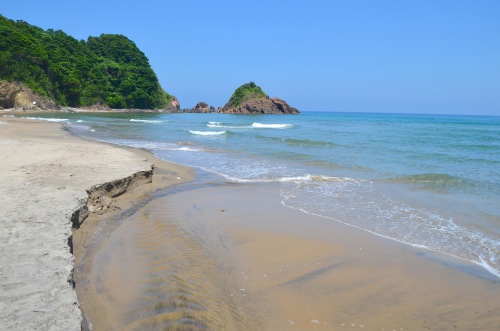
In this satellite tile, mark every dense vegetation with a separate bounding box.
[226,82,268,107]
[0,15,173,109]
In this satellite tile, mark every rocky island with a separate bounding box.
[221,82,300,114]
[185,102,216,113]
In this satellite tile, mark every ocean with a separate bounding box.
[26,111,500,279]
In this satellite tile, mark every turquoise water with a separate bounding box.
[26,112,500,278]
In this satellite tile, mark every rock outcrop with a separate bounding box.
[163,96,182,112]
[222,82,299,114]
[183,102,218,113]
[191,102,210,113]
[223,97,299,114]
[0,81,58,111]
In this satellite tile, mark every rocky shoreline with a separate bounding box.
[1,80,300,115]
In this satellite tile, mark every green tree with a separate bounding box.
[0,14,174,109]
[227,82,268,107]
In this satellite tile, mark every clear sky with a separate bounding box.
[2,1,499,115]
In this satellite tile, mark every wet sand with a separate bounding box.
[73,172,264,330]
[74,171,500,330]
[71,148,200,330]
[167,183,500,330]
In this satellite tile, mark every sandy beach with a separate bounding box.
[171,183,500,330]
[0,117,192,330]
[1,116,499,331]
[73,175,500,330]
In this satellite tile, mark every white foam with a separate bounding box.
[25,117,68,122]
[66,122,93,131]
[479,257,500,279]
[130,119,164,123]
[224,174,365,184]
[177,146,201,152]
[207,122,252,129]
[189,130,226,136]
[107,139,203,152]
[280,190,500,280]
[252,123,293,129]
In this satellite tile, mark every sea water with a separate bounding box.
[27,111,500,278]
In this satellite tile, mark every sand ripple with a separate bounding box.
[75,194,261,330]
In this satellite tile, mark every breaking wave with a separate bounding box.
[130,119,165,123]
[189,130,226,136]
[251,123,293,129]
[25,117,68,122]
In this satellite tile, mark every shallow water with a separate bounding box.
[28,111,500,278]
[74,179,263,330]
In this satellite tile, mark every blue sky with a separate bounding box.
[2,1,499,115]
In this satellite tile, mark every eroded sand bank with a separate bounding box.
[0,118,192,330]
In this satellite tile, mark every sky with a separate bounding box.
[2,1,499,115]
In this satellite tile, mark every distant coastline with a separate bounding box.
[0,80,300,115]
[0,14,299,115]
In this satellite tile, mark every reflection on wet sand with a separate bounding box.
[74,194,262,331]
[73,179,500,331]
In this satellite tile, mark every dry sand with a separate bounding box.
[0,117,192,330]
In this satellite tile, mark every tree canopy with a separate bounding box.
[0,15,173,109]
[226,82,268,107]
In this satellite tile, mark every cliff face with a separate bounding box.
[222,82,300,114]
[0,81,58,111]
[163,96,182,112]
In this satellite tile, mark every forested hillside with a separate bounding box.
[0,15,174,109]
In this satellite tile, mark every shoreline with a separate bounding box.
[164,182,500,330]
[1,116,499,330]
[0,117,193,330]
[282,203,500,282]
[73,172,500,330]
